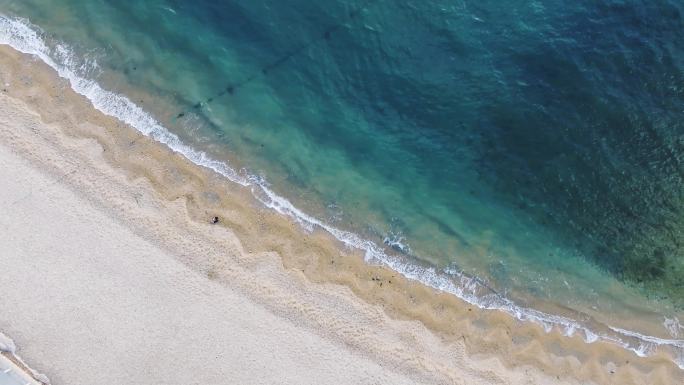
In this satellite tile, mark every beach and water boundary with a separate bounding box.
[1,14,683,368]
[0,13,682,384]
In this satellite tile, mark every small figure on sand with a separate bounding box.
[211,216,219,224]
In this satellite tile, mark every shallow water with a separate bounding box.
[1,0,682,362]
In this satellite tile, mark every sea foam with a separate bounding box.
[1,14,682,369]
[0,331,51,384]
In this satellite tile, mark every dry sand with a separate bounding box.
[0,45,681,384]
[0,137,423,385]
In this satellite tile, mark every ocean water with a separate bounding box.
[1,0,683,365]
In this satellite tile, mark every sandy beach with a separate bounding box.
[0,135,425,385]
[0,45,681,385]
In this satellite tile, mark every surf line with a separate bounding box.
[174,0,382,120]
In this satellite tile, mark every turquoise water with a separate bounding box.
[1,0,683,364]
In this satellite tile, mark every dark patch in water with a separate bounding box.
[473,2,684,305]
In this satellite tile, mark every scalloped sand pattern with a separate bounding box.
[0,43,681,385]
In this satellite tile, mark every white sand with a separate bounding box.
[0,142,421,385]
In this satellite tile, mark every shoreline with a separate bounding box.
[0,132,426,385]
[0,332,47,385]
[0,42,681,385]
[1,13,682,357]
[0,353,43,385]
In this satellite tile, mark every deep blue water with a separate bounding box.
[1,0,682,355]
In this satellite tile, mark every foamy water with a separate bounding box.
[0,331,50,384]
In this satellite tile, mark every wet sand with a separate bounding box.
[0,45,681,384]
